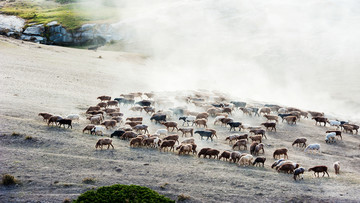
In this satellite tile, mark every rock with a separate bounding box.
[23,24,44,35]
[46,21,58,26]
[21,35,46,43]
[0,14,25,33]
[78,24,95,32]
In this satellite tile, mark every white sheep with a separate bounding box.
[91,125,106,136]
[181,138,195,144]
[327,120,341,129]
[239,154,254,166]
[325,132,336,143]
[153,137,162,148]
[155,129,168,136]
[66,114,80,121]
[304,143,321,153]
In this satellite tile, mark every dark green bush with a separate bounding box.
[2,174,16,186]
[73,184,174,203]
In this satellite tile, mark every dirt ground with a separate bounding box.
[1,36,360,203]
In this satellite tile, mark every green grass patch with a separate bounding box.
[0,0,119,30]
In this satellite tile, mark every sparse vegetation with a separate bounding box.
[11,132,21,136]
[160,182,169,189]
[177,194,191,202]
[62,198,71,203]
[82,177,96,184]
[2,174,17,186]
[73,184,174,203]
[25,135,33,140]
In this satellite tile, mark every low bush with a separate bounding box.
[2,174,17,186]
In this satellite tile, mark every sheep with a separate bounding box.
[125,121,143,128]
[278,113,293,122]
[222,107,232,115]
[327,120,341,129]
[111,116,123,124]
[250,142,258,155]
[101,120,117,129]
[213,116,226,125]
[97,95,111,102]
[109,112,123,117]
[334,161,340,175]
[230,151,242,163]
[275,161,299,170]
[48,115,62,126]
[178,127,194,137]
[120,131,138,140]
[219,151,231,161]
[143,106,156,114]
[205,128,218,138]
[325,132,336,143]
[132,124,149,134]
[299,111,309,119]
[38,113,53,122]
[239,154,254,166]
[232,139,247,150]
[207,107,223,117]
[97,102,107,108]
[126,117,143,122]
[249,129,267,139]
[155,129,168,136]
[254,143,265,156]
[179,116,196,126]
[83,124,95,134]
[288,111,301,120]
[308,111,324,118]
[150,114,166,124]
[231,101,247,108]
[271,159,285,168]
[292,138,307,148]
[130,137,143,147]
[107,100,119,107]
[86,106,101,113]
[308,165,329,177]
[95,138,114,149]
[259,107,271,115]
[153,137,162,148]
[160,121,178,132]
[136,100,152,107]
[253,157,266,167]
[57,118,72,129]
[277,163,295,174]
[312,117,328,126]
[204,149,220,159]
[220,118,233,127]
[196,112,209,120]
[181,138,195,145]
[90,116,102,125]
[91,126,106,136]
[249,135,262,143]
[278,108,287,114]
[273,148,288,159]
[215,113,228,117]
[239,107,252,116]
[194,119,208,128]
[227,122,242,131]
[142,137,156,148]
[293,167,305,180]
[129,106,143,112]
[261,122,276,131]
[326,130,342,140]
[342,124,355,134]
[160,140,176,152]
[284,116,297,125]
[263,114,278,123]
[198,148,211,158]
[195,130,213,141]
[163,135,180,144]
[178,144,196,155]
[110,130,126,138]
[225,134,242,144]
[304,143,321,153]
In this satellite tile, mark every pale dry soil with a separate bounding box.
[1,36,360,203]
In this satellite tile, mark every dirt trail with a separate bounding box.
[1,36,360,202]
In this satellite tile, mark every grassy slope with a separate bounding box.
[0,0,119,30]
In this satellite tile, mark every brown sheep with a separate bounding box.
[277,163,295,174]
[163,135,180,144]
[126,117,143,122]
[95,138,114,149]
[130,137,143,147]
[194,119,208,128]
[250,142,258,155]
[178,128,194,137]
[161,121,178,132]
[196,112,209,120]
[232,139,247,150]
[105,108,120,114]
[87,110,104,116]
[109,112,123,117]
[107,100,118,107]
[97,102,107,108]
[259,107,271,115]
[90,116,102,125]
[83,124,95,134]
[292,138,307,148]
[253,157,266,167]
[129,106,143,112]
[254,143,265,156]
[312,117,328,126]
[125,121,143,128]
[132,124,149,134]
[142,137,156,148]
[219,151,231,161]
[143,106,156,114]
[101,120,117,129]
[273,148,288,159]
[205,149,220,159]
[308,111,324,118]
[178,144,196,155]
[47,115,62,126]
[263,115,278,123]
[207,107,222,117]
[220,118,233,127]
[249,129,267,139]
[308,165,329,177]
[230,151,242,163]
[97,95,111,102]
[284,116,297,125]
[111,116,123,123]
[86,106,101,113]
[261,122,276,131]
[198,148,211,158]
[160,140,176,152]
[121,131,138,140]
[38,113,53,122]
[222,107,232,115]
[249,135,262,143]
[342,125,354,134]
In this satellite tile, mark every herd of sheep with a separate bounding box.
[38,91,359,181]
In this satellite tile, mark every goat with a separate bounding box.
[261,122,276,131]
[230,151,242,163]
[204,149,220,159]
[273,148,288,159]
[38,113,53,122]
[83,124,95,134]
[160,140,176,152]
[194,118,208,128]
[111,116,123,124]
[308,111,324,118]
[312,116,328,126]
[271,159,285,168]
[178,128,194,137]
[95,138,114,149]
[304,143,321,153]
[222,107,232,115]
[294,167,305,180]
[125,121,142,128]
[327,120,341,129]
[308,165,329,177]
[129,106,143,112]
[86,106,101,113]
[334,161,340,175]
[214,116,226,125]
[107,100,119,107]
[150,114,166,124]
[292,138,307,148]
[232,139,247,150]
[253,157,266,167]
[278,113,293,122]
[97,102,107,108]
[136,100,152,107]
[239,107,252,116]
[196,112,209,120]
[263,114,278,123]
[205,128,218,138]
[250,142,258,155]
[178,144,197,155]
[220,118,233,127]
[120,131,138,140]
[142,137,157,148]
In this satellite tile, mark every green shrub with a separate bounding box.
[82,177,96,184]
[25,136,33,140]
[2,174,17,186]
[73,184,174,203]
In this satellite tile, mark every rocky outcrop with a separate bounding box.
[0,14,121,46]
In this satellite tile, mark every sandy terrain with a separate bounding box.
[1,36,360,203]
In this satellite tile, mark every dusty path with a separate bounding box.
[1,37,360,202]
